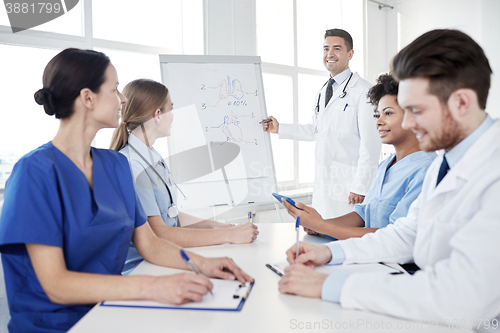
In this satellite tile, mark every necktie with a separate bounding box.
[324,78,335,107]
[436,156,449,186]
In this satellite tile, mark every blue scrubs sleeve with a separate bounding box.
[353,203,366,223]
[387,170,426,224]
[128,159,162,218]
[133,192,147,228]
[0,155,63,248]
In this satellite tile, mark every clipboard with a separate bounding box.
[266,262,404,276]
[101,279,254,312]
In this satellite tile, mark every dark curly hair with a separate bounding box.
[367,73,398,110]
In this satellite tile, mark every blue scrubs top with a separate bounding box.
[120,134,178,274]
[0,142,147,333]
[353,151,436,228]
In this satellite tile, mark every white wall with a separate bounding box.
[366,0,500,118]
[482,0,500,118]
[204,0,256,56]
[365,1,390,84]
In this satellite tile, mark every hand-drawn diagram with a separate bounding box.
[208,111,258,145]
[163,62,270,181]
[201,76,257,109]
[161,60,276,209]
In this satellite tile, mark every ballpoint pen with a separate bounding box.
[180,249,214,296]
[295,217,300,260]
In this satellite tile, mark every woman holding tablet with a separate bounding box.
[0,48,253,333]
[283,74,436,240]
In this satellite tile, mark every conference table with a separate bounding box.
[69,223,472,333]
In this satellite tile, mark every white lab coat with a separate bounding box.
[336,119,500,324]
[279,72,381,219]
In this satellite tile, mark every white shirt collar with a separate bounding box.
[332,68,352,86]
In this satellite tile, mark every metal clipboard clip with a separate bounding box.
[232,282,251,300]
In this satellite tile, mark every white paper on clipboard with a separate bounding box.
[101,279,253,311]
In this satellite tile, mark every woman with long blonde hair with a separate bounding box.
[110,79,258,273]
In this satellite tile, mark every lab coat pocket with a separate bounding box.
[333,106,356,134]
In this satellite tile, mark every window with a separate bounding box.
[0,0,203,191]
[0,45,61,174]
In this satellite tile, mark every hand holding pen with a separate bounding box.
[261,116,279,133]
[180,249,255,283]
[180,249,214,296]
[285,241,333,268]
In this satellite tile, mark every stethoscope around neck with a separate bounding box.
[315,72,353,113]
[128,142,186,219]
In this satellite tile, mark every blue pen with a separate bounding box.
[180,249,214,296]
[295,217,300,260]
[343,103,348,111]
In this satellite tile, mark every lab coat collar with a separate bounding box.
[428,119,500,199]
[127,133,163,166]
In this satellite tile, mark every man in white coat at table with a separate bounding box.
[264,29,381,219]
[279,29,500,329]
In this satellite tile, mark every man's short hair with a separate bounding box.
[324,29,353,51]
[367,73,398,110]
[391,29,492,110]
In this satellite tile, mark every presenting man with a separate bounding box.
[264,29,380,219]
[279,29,500,327]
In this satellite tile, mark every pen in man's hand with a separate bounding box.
[259,119,272,124]
[295,217,300,260]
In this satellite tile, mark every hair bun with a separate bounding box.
[34,88,56,116]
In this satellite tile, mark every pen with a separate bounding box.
[295,217,300,260]
[343,103,348,111]
[180,249,214,296]
[259,119,272,124]
[266,263,283,277]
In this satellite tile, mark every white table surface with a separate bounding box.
[69,223,471,333]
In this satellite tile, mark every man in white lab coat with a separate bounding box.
[264,29,381,219]
[279,29,500,329]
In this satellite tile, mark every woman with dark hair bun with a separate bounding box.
[0,48,253,333]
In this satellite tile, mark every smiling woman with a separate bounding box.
[282,73,436,240]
